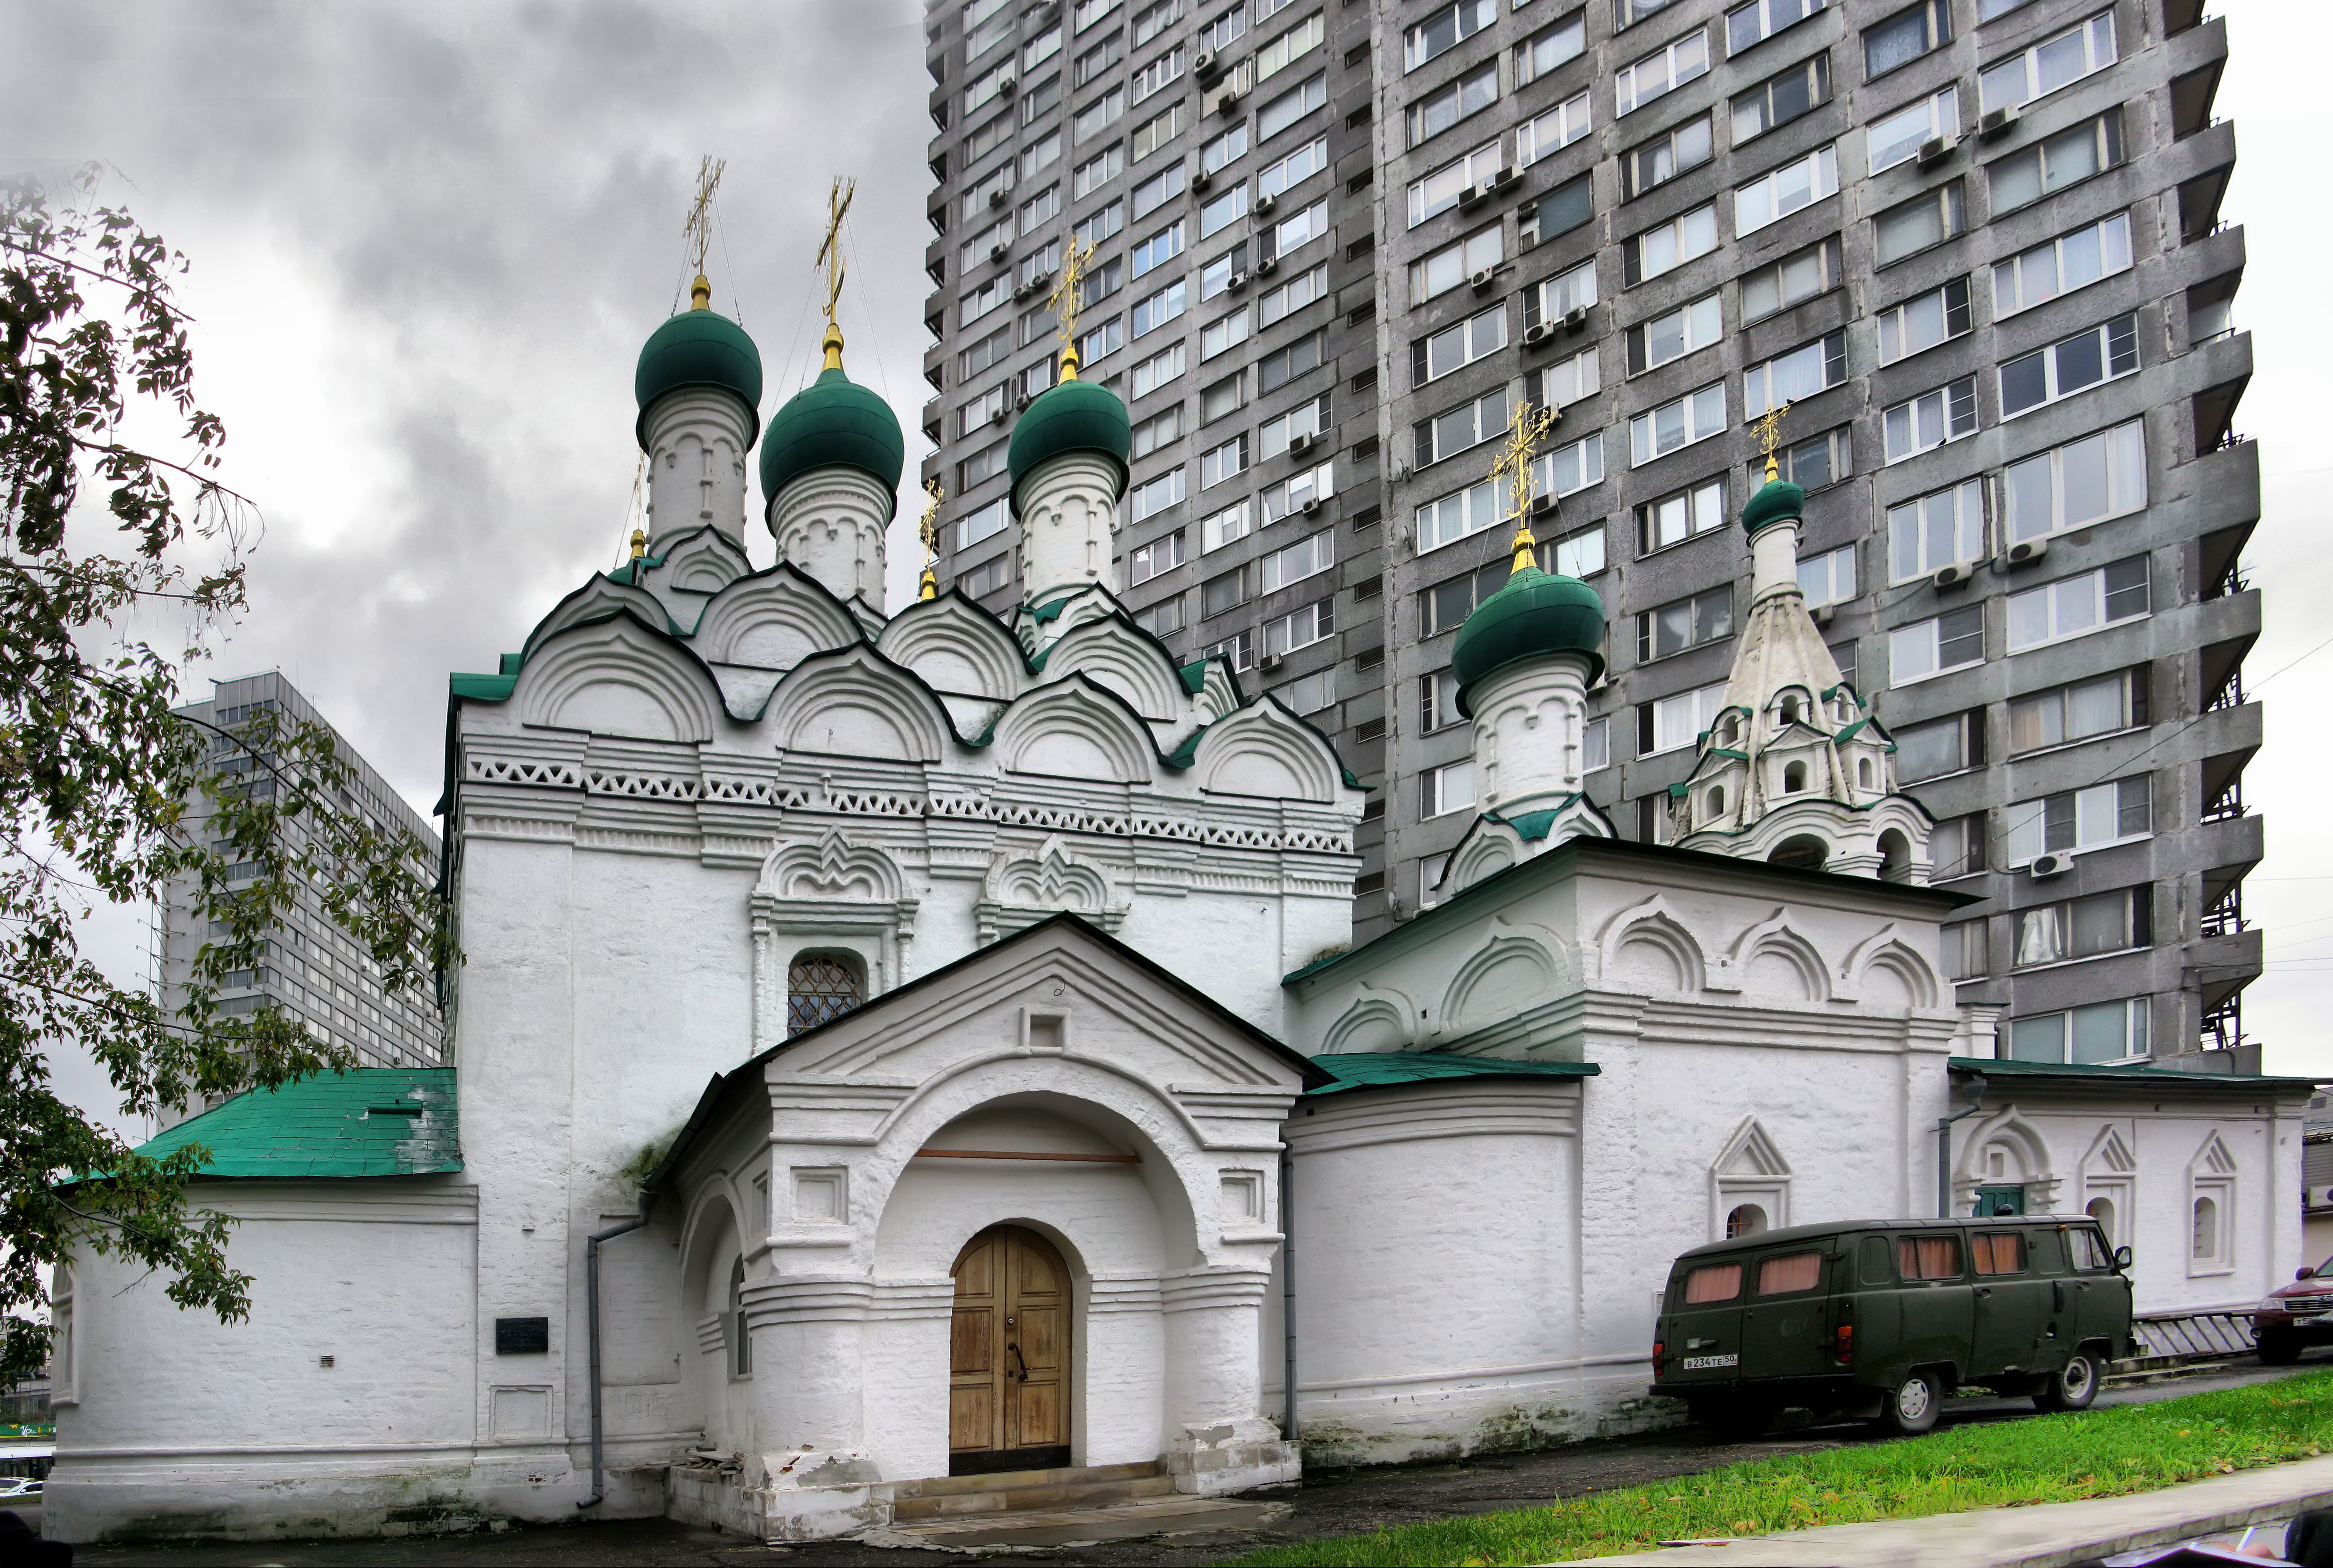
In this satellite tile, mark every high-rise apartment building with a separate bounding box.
[160,673,446,1075]
[920,0,2257,1069]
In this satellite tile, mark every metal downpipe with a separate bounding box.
[580,1196,655,1509]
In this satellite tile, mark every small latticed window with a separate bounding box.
[787,953,865,1038]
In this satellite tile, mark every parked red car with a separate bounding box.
[2256,1257,2333,1363]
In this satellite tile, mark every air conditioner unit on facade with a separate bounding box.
[991,405,1012,425]
[1469,266,1498,292]
[1932,562,1972,590]
[1561,304,1589,332]
[1529,491,1557,516]
[1457,183,1487,210]
[990,240,1011,263]
[1916,136,1959,168]
[1192,167,1213,192]
[1228,269,1252,291]
[1523,321,1556,348]
[996,76,1016,98]
[1254,191,1277,217]
[1301,494,1323,515]
[1979,104,2021,139]
[2006,538,2050,568]
[1015,391,1035,412]
[1194,48,1221,81]
[1811,604,1837,626]
[1287,431,1317,456]
[1210,87,1243,116]
[1258,650,1284,671]
[1486,165,1520,192]
[2030,852,2072,879]
[989,187,1008,208]
[1255,254,1279,276]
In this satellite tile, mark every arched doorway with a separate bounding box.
[948,1225,1071,1474]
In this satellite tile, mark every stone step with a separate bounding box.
[888,1461,1172,1520]
[874,1494,1291,1550]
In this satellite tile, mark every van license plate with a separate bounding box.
[1681,1354,1738,1370]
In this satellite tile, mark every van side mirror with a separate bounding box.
[2113,1245,2133,1270]
[2301,1267,2316,1282]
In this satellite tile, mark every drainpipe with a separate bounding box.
[579,1194,656,1510]
[1280,1144,1298,1449]
[1936,1079,1987,1220]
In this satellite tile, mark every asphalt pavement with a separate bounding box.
[50,1357,2327,1568]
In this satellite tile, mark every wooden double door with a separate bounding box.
[948,1225,1070,1474]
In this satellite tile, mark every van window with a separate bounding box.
[1756,1251,1823,1295]
[2067,1226,2112,1271]
[1972,1232,2026,1275]
[1859,1235,1896,1284]
[1683,1262,1744,1303]
[2030,1226,2065,1274]
[1898,1234,1963,1280]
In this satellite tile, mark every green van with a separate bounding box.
[1649,1217,2135,1438]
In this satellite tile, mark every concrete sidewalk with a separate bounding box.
[1579,1451,2333,1567]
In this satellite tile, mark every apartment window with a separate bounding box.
[1624,203,1718,285]
[1131,220,1187,280]
[1201,369,1247,421]
[1201,4,1247,49]
[1941,919,1987,981]
[962,112,1015,168]
[1131,0,1181,45]
[1994,212,2133,317]
[1257,263,1329,327]
[1132,102,1187,162]
[2003,420,2147,544]
[1201,628,1253,669]
[959,438,1011,489]
[1021,74,1064,127]
[1200,306,1251,360]
[1199,244,1247,299]
[1406,62,1498,148]
[1201,563,1248,616]
[1074,198,1126,248]
[1130,161,1187,219]
[1076,31,1126,87]
[1798,543,1856,608]
[1130,404,1185,459]
[1530,432,1607,499]
[1421,668,1465,733]
[1201,498,1253,552]
[1134,595,1186,640]
[1895,708,1982,782]
[1877,277,1971,365]
[958,383,1009,437]
[961,273,1013,328]
[1410,227,1502,304]
[1865,0,1950,78]
[1638,586,1733,661]
[1617,27,1710,116]
[1737,145,1838,236]
[1267,199,1332,260]
[1761,426,1851,491]
[1630,382,1725,466]
[1517,11,1588,82]
[1523,261,1599,330]
[1258,329,1327,392]
[1276,667,1337,715]
[1526,344,1602,409]
[1412,304,1508,385]
[1080,312,1125,363]
[2000,313,2137,419]
[959,325,1013,380]
[1259,392,1333,456]
[1072,143,1126,200]
[956,496,1010,551]
[1988,111,2123,214]
[1643,680,1729,753]
[1882,376,1976,463]
[1424,759,1476,818]
[961,553,1013,598]
[1075,0,1123,31]
[1517,91,1595,165]
[1889,604,1983,684]
[1583,714,1611,769]
[1260,460,1336,521]
[2007,999,2148,1066]
[1538,521,1608,579]
[1026,22,1066,70]
[1200,432,1249,488]
[1201,122,1249,176]
[1130,341,1187,398]
[1259,71,1329,140]
[1131,44,1185,104]
[1421,559,1510,636]
[1887,477,1985,581]
[1021,129,1066,184]
[1257,11,1325,81]
[959,214,1013,277]
[1129,467,1187,523]
[1868,86,1958,174]
[1638,479,1725,553]
[1075,86,1129,141]
[2004,775,2152,866]
[1731,54,1831,143]
[1259,528,1335,593]
[1623,114,1713,200]
[1017,236,1065,288]
[2006,557,2150,651]
[1199,185,1249,239]
[1874,183,1964,267]
[966,58,1016,116]
[1744,331,1845,418]
[1415,386,1511,468]
[1520,176,1596,247]
[1726,0,1826,57]
[1259,136,1331,198]
[1980,10,2116,113]
[1626,294,1721,374]
[1130,277,1188,337]
[1259,597,1330,661]
[2011,667,2147,754]
[1415,478,1509,557]
[1405,0,1496,71]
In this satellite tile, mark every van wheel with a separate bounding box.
[2259,1330,2304,1366]
[1701,1401,1775,1442]
[2034,1351,2101,1412]
[1874,1372,1941,1436]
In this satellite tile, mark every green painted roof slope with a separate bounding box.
[1008,378,1130,517]
[1742,475,1806,535]
[759,365,906,518]
[1306,1051,1601,1097]
[634,309,763,452]
[1451,565,1607,713]
[131,1068,462,1178]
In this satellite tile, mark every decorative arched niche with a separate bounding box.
[1596,895,1705,994]
[975,835,1128,945]
[749,829,918,1052]
[516,613,723,743]
[1710,1117,1791,1241]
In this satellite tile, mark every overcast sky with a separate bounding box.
[4,0,2329,1132]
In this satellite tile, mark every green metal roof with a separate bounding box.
[1451,565,1607,713]
[635,307,763,452]
[1008,378,1131,517]
[759,365,905,517]
[1949,1056,2320,1089]
[129,1069,462,1178]
[1741,475,1806,535]
[1306,1051,1600,1097]
[449,672,517,702]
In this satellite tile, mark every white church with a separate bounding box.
[40,271,2314,1545]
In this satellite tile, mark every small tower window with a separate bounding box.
[1719,714,1741,746]
[788,951,865,1038]
[729,1257,751,1377]
[1706,785,1725,818]
[1781,696,1803,726]
[1857,757,1874,788]
[1726,1203,1768,1239]
[1783,760,1807,793]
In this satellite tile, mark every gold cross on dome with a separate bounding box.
[918,478,945,600]
[1049,237,1096,381]
[1753,401,1793,481]
[683,156,725,303]
[1488,399,1562,575]
[816,176,856,333]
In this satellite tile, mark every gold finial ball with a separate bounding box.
[629,527,647,560]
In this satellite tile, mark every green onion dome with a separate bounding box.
[758,329,907,521]
[1451,566,1608,716]
[1741,474,1807,535]
[633,281,764,453]
[1006,375,1130,518]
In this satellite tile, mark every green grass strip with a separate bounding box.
[1227,1372,2333,1567]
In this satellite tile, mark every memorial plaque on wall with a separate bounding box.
[495,1316,550,1355]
